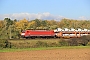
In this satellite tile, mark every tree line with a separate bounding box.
[0,18,90,39]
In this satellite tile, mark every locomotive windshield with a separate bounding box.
[22,31,25,33]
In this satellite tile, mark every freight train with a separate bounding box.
[21,28,90,39]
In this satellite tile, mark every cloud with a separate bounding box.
[78,16,87,20]
[0,12,64,20]
[0,13,89,20]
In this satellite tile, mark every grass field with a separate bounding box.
[7,39,64,49]
[9,39,61,45]
[0,46,90,52]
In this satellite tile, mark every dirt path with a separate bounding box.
[0,48,90,60]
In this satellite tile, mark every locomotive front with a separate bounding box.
[21,30,26,38]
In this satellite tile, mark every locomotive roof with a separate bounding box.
[25,30,54,31]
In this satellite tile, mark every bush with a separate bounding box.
[0,40,11,48]
[87,42,90,46]
[10,42,32,49]
[35,41,48,47]
[59,40,69,46]
[0,40,5,48]
[68,39,78,46]
[49,42,58,47]
[68,35,90,46]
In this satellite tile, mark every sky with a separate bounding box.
[0,0,90,20]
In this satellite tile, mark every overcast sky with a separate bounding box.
[0,0,90,20]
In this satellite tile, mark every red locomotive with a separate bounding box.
[21,30,56,39]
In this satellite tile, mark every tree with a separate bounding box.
[27,21,36,29]
[34,19,41,27]
[15,18,28,31]
[4,18,13,28]
[0,20,4,28]
[41,20,47,27]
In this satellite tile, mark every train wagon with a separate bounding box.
[21,30,55,39]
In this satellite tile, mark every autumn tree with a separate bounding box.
[0,20,4,29]
[15,18,28,31]
[27,21,36,29]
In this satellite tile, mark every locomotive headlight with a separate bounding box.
[21,33,25,35]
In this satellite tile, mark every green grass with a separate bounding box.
[0,46,90,52]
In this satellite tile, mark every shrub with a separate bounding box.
[48,42,58,47]
[0,40,11,48]
[0,40,5,48]
[59,40,69,46]
[68,39,78,46]
[69,35,90,46]
[87,42,90,46]
[35,41,48,47]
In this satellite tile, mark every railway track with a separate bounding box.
[11,38,63,40]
